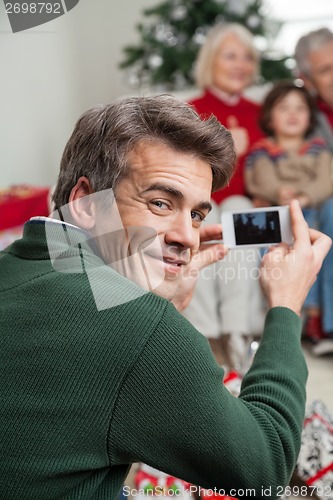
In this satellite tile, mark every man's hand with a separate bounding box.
[171,224,228,311]
[259,199,332,316]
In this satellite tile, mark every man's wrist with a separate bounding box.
[268,301,301,317]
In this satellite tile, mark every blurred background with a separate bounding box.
[1,3,332,495]
[1,0,333,188]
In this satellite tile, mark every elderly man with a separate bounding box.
[0,95,331,499]
[295,28,333,354]
[295,27,333,150]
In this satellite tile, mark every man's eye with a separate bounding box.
[318,67,331,75]
[191,211,205,223]
[150,200,169,210]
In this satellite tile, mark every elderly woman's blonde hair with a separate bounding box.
[194,23,260,90]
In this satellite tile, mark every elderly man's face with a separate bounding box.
[103,141,213,301]
[305,40,333,108]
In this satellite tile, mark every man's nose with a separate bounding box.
[164,214,198,250]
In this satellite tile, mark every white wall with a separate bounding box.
[2,0,331,189]
[0,0,158,188]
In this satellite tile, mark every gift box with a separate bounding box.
[223,370,242,397]
[0,184,50,231]
[133,464,193,499]
[296,400,333,499]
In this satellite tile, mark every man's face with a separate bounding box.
[96,141,213,301]
[304,40,333,108]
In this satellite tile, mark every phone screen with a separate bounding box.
[233,210,282,246]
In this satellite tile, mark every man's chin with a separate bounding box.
[151,278,180,302]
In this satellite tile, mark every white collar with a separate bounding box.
[30,216,80,230]
[208,85,241,106]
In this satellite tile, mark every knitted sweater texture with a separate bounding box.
[0,220,307,499]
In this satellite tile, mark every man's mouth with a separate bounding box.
[140,249,189,276]
[162,256,188,267]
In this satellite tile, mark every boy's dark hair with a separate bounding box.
[52,94,236,210]
[259,80,317,138]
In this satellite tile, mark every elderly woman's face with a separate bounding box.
[212,33,256,95]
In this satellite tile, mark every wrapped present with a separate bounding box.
[0,184,50,230]
[201,492,237,500]
[223,370,242,397]
[296,400,333,499]
[133,464,193,499]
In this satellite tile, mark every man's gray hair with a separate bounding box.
[194,23,259,90]
[52,94,236,209]
[295,27,333,77]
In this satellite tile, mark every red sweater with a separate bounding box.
[189,89,263,204]
[317,97,333,130]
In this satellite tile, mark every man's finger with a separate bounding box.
[289,199,310,249]
[266,243,289,258]
[199,224,222,243]
[309,228,332,263]
[192,243,228,271]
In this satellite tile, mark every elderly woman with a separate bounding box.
[189,22,263,203]
[183,23,266,370]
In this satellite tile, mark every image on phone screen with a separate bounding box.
[233,210,282,245]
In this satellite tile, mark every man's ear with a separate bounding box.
[68,176,96,230]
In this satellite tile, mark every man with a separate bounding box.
[295,27,333,151]
[0,95,331,499]
[295,28,333,354]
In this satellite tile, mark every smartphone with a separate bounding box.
[221,206,293,248]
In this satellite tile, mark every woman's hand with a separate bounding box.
[226,116,249,156]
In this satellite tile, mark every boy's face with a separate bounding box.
[269,91,310,140]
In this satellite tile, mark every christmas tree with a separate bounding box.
[120,0,293,91]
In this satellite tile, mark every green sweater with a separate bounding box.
[0,220,307,499]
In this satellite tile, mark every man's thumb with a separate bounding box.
[194,243,228,271]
